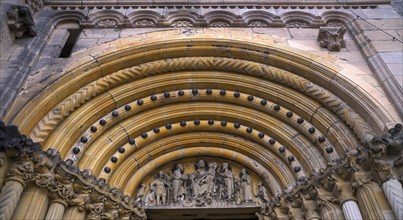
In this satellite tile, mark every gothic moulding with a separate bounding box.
[3,13,398,137]
[8,30,394,141]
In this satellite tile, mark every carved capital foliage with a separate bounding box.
[5,5,37,38]
[352,172,372,195]
[361,123,403,181]
[371,160,392,184]
[0,121,147,219]
[317,26,346,51]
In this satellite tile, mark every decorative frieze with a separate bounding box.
[137,160,268,208]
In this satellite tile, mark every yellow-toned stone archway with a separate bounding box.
[1,29,400,220]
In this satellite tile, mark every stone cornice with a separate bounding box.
[45,0,390,7]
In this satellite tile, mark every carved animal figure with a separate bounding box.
[318,26,346,51]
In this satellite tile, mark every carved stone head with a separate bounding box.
[318,26,346,51]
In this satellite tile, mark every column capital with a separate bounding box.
[334,182,357,204]
[371,160,392,185]
[351,172,372,195]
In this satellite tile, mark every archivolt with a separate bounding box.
[27,57,371,145]
[5,33,394,194]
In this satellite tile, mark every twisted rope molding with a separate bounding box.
[29,57,374,146]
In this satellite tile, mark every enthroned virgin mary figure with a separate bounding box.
[190,160,209,197]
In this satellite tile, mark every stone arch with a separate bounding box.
[3,30,398,205]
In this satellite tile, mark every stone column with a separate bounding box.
[335,181,363,220]
[45,199,67,220]
[0,177,25,220]
[353,172,395,219]
[63,206,86,220]
[382,179,403,220]
[319,201,345,220]
[0,152,8,191]
[12,186,49,220]
[341,200,363,220]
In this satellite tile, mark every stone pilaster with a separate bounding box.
[0,178,25,220]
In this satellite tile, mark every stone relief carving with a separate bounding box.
[249,20,268,27]
[96,19,118,28]
[0,121,146,220]
[364,123,403,180]
[6,5,37,38]
[326,21,345,27]
[285,21,308,28]
[171,20,193,27]
[317,26,346,51]
[133,19,156,27]
[209,21,231,27]
[1,121,400,219]
[137,160,262,208]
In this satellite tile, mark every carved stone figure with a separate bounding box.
[145,185,156,206]
[172,164,187,203]
[317,26,346,51]
[239,168,253,202]
[6,5,37,38]
[384,124,403,155]
[135,183,147,205]
[0,121,147,219]
[255,182,270,204]
[206,162,217,198]
[150,171,169,205]
[190,160,209,197]
[220,162,234,200]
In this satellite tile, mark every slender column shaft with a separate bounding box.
[0,152,8,191]
[12,186,49,220]
[320,202,345,220]
[342,201,363,220]
[382,179,403,220]
[45,201,66,220]
[356,181,395,219]
[63,206,86,220]
[0,179,25,220]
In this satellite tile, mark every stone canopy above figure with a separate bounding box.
[137,159,270,208]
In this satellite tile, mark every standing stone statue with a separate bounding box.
[145,185,156,206]
[239,168,253,202]
[191,160,208,197]
[136,183,147,205]
[255,182,270,204]
[150,171,170,205]
[206,162,217,198]
[221,162,234,200]
[172,164,187,203]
